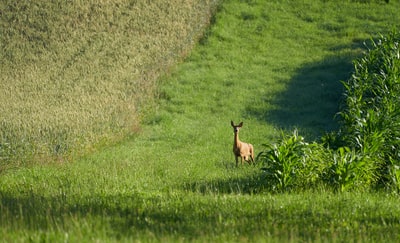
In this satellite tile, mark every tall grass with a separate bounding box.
[0,0,220,169]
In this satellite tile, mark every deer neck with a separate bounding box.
[234,131,241,147]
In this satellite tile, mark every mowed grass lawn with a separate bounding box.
[1,0,400,242]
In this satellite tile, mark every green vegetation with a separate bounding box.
[258,30,400,193]
[1,0,400,242]
[339,31,400,190]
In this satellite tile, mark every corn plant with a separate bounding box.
[325,147,379,192]
[385,157,400,193]
[257,130,316,192]
[338,30,400,189]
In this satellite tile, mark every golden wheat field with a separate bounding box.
[0,0,219,169]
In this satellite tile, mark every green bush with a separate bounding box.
[324,147,379,192]
[257,132,380,192]
[257,130,327,192]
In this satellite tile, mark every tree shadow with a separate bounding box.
[247,41,366,140]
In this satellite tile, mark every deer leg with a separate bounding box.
[235,156,239,167]
[247,157,252,164]
[248,154,254,164]
[249,145,255,164]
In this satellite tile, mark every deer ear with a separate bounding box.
[239,122,243,127]
[231,121,234,126]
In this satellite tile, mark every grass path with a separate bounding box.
[2,0,400,241]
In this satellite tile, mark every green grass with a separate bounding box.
[1,0,400,242]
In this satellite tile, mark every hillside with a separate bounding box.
[0,0,218,168]
[1,0,400,242]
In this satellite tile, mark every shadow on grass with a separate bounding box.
[183,173,267,195]
[0,187,267,239]
[0,191,196,238]
[247,47,362,140]
[2,188,400,240]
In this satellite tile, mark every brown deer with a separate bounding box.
[231,121,254,166]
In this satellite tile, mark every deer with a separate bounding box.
[231,121,254,166]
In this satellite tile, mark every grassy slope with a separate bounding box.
[1,0,400,242]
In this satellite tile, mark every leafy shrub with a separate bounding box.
[324,147,379,192]
[257,130,327,192]
[387,161,400,193]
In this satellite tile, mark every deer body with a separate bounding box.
[231,121,254,166]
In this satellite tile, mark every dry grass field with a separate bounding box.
[0,0,219,169]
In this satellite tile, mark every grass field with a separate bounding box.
[1,0,400,242]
